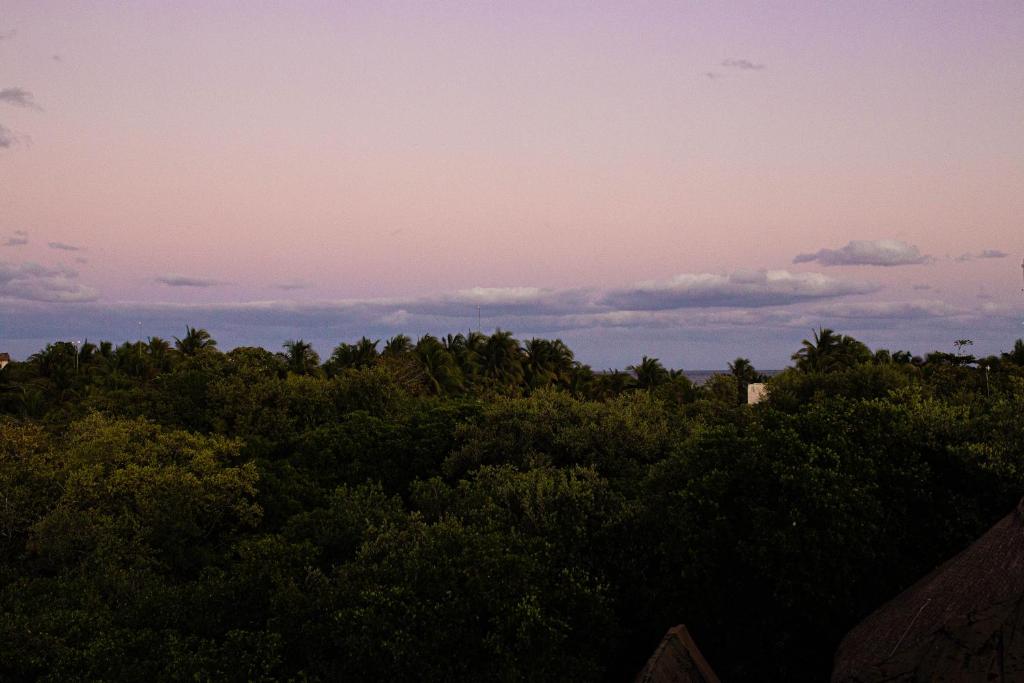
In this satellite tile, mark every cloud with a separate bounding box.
[0,124,15,148]
[600,270,878,310]
[156,274,227,288]
[911,284,932,291]
[75,271,866,337]
[0,87,42,111]
[407,286,594,317]
[722,58,764,70]
[705,72,722,80]
[794,240,932,267]
[47,241,83,252]
[0,30,15,41]
[812,300,960,321]
[0,260,99,302]
[3,230,28,247]
[3,284,1021,369]
[275,279,310,291]
[955,249,1009,262]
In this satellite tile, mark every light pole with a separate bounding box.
[72,340,81,373]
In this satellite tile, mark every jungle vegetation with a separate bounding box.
[2,327,1024,681]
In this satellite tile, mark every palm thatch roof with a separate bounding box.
[634,624,720,683]
[833,498,1024,681]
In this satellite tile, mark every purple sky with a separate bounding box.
[1,1,1022,368]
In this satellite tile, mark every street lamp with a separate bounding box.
[72,339,81,373]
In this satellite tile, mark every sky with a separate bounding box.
[1,1,1022,368]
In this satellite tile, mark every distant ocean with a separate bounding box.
[684,369,783,386]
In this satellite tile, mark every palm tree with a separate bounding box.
[1002,339,1024,366]
[728,357,765,404]
[794,328,871,372]
[443,332,486,385]
[548,339,577,386]
[728,357,762,384]
[383,334,413,357]
[0,362,25,415]
[478,329,524,389]
[835,334,872,368]
[174,326,217,356]
[28,342,78,388]
[325,337,379,375]
[283,339,320,375]
[77,340,98,366]
[147,337,174,372]
[629,356,670,390]
[523,338,558,388]
[113,341,149,377]
[414,335,464,395]
[592,370,635,398]
[792,327,840,372]
[892,350,914,365]
[566,363,594,398]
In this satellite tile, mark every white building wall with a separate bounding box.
[746,382,768,405]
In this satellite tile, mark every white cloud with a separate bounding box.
[955,249,1009,262]
[0,261,99,302]
[794,240,932,267]
[600,269,878,310]
[156,274,227,288]
[47,241,82,251]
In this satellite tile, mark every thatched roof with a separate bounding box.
[833,498,1024,681]
[634,625,720,683]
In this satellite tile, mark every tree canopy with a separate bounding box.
[2,330,1024,680]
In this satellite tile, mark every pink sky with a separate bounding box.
[1,1,1022,366]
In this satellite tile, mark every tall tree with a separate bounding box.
[383,335,413,357]
[174,326,217,356]
[325,337,379,375]
[414,335,464,395]
[792,328,870,373]
[282,339,321,375]
[523,339,558,389]
[479,330,525,388]
[629,356,670,390]
[147,337,174,372]
[1001,339,1024,366]
[728,357,764,404]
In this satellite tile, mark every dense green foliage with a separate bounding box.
[2,328,1024,680]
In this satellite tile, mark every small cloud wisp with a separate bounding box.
[794,240,932,267]
[0,87,42,111]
